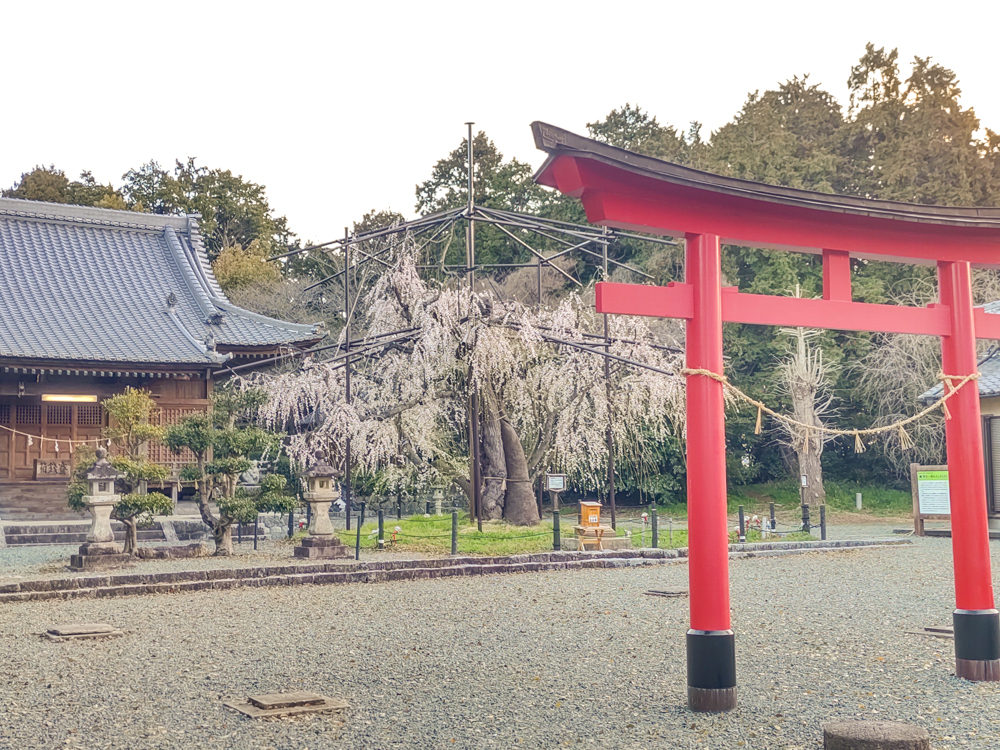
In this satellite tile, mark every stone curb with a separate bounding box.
[0,539,907,604]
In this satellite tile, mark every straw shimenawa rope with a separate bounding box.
[679,367,980,453]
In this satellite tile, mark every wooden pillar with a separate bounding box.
[938,259,1000,680]
[684,233,737,711]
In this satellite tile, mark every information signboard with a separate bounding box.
[916,470,951,515]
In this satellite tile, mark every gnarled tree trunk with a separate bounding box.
[480,405,506,521]
[121,516,138,555]
[500,416,540,526]
[213,523,234,556]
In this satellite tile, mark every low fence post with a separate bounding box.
[287,508,294,539]
[650,502,658,549]
[253,513,259,551]
[355,503,367,561]
[738,505,746,543]
[397,495,402,520]
[451,509,458,555]
[238,520,243,545]
[378,509,385,550]
[801,503,810,534]
[552,510,561,551]
[769,502,776,531]
[820,505,827,541]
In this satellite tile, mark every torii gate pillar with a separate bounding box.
[939,260,1000,680]
[684,234,737,711]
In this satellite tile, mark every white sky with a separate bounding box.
[3,1,998,245]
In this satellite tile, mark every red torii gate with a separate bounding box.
[532,122,1000,712]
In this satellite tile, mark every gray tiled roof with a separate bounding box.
[919,336,1000,402]
[0,198,322,367]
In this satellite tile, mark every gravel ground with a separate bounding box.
[2,534,999,749]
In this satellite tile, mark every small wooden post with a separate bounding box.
[377,509,385,550]
[552,510,561,551]
[802,504,810,534]
[451,510,458,556]
[769,503,776,531]
[820,505,827,541]
[738,505,746,543]
[651,502,658,549]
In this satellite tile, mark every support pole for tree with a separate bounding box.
[344,226,352,532]
[938,259,1000,681]
[465,121,483,533]
[603,226,616,530]
[684,233,736,712]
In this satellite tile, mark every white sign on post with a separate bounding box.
[916,470,950,515]
[545,474,566,492]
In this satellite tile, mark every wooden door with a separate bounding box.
[13,403,41,480]
[0,403,10,479]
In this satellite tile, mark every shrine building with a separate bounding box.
[0,198,323,519]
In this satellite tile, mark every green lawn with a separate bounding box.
[330,511,813,556]
[728,479,912,516]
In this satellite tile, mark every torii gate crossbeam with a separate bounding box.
[532,121,1000,712]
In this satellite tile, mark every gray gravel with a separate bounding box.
[2,534,999,748]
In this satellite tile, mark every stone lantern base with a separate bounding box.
[69,496,132,571]
[69,545,133,571]
[294,535,352,559]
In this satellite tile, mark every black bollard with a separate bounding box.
[253,513,259,551]
[238,520,243,545]
[801,503,810,534]
[397,495,402,520]
[287,509,294,539]
[651,502,658,549]
[451,509,458,556]
[738,505,746,543]
[355,503,367,561]
[820,505,826,541]
[378,509,385,550]
[553,510,561,551]
[769,502,776,531]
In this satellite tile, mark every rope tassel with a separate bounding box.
[754,405,762,435]
[897,425,915,450]
[854,433,866,453]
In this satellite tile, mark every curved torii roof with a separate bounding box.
[532,122,1000,267]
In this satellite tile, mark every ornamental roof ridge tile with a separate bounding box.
[0,196,195,231]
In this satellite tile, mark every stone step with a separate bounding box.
[5,529,166,546]
[0,539,910,604]
[3,521,168,547]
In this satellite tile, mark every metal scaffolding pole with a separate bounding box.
[603,226,616,529]
[466,122,483,532]
[343,226,352,532]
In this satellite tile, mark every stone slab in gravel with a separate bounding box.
[1,535,998,749]
[823,720,931,749]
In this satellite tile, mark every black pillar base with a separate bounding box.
[954,609,1000,681]
[687,630,737,712]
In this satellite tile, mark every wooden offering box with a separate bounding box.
[579,501,602,527]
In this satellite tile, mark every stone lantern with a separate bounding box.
[294,449,351,559]
[69,448,132,570]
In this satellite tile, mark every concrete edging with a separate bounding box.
[0,538,908,604]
